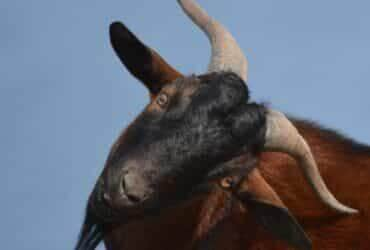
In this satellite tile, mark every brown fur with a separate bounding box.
[257,120,370,249]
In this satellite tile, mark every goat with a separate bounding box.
[76,1,368,249]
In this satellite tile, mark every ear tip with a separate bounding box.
[109,21,137,44]
[109,21,124,35]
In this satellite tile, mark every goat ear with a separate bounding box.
[235,170,312,250]
[109,22,182,96]
[245,198,312,250]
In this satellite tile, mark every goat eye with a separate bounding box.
[156,93,169,107]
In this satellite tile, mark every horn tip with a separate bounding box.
[331,202,359,215]
[341,207,359,215]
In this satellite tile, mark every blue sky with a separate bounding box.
[2,0,370,249]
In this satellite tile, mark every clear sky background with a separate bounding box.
[2,0,370,249]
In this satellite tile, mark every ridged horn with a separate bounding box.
[263,110,358,214]
[177,0,248,82]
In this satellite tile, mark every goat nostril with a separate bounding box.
[126,193,141,203]
[121,174,128,190]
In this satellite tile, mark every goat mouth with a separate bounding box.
[87,178,165,225]
[87,182,138,223]
[88,161,255,225]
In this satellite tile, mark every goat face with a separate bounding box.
[95,72,266,218]
[88,11,356,223]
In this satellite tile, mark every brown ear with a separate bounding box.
[235,170,312,250]
[109,22,183,96]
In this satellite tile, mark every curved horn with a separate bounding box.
[178,0,357,214]
[177,0,248,82]
[110,22,182,95]
[264,110,358,214]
